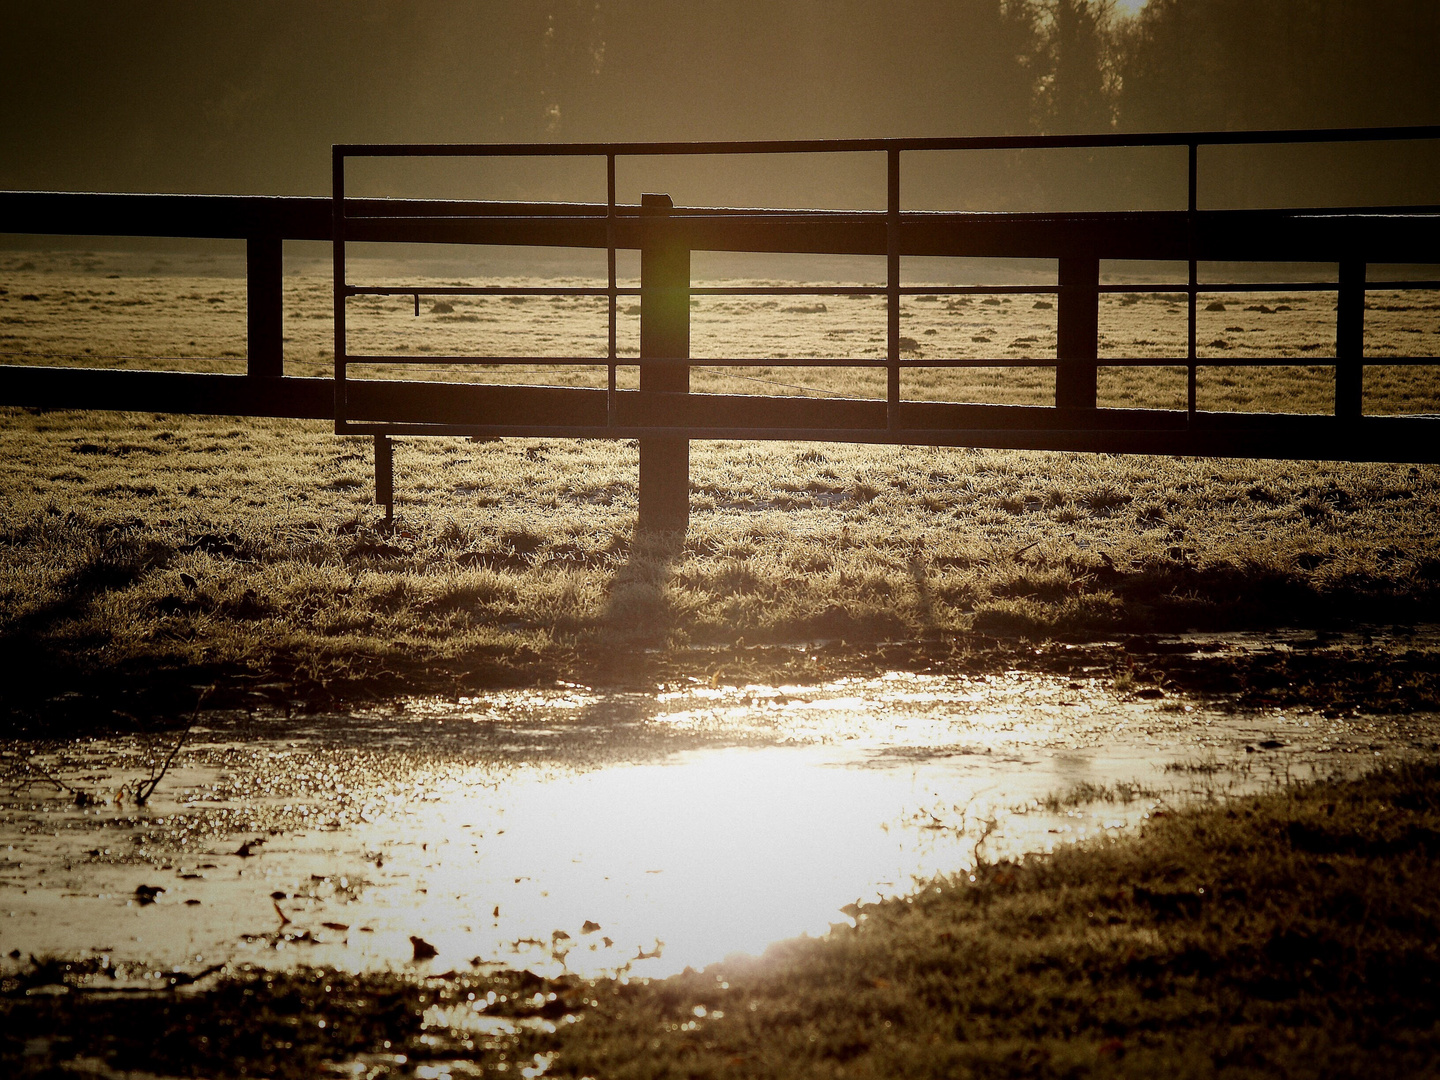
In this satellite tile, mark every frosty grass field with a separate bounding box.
[3,245,1440,1077]
[2,244,1439,703]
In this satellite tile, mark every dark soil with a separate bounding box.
[5,626,1439,738]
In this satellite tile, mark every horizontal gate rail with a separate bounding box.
[338,354,1440,371]
[332,124,1440,156]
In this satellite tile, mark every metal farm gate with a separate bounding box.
[331,128,1440,529]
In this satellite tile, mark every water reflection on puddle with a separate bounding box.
[2,668,1432,980]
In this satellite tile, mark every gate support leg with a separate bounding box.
[374,434,394,528]
[638,193,690,534]
[1056,257,1099,410]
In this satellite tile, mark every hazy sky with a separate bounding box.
[1,1,1435,209]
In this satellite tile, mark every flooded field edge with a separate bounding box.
[3,629,1439,1077]
[5,759,1439,1079]
[5,630,1438,967]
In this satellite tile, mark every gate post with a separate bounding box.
[1056,256,1099,410]
[638,193,690,533]
[1335,259,1365,419]
[247,233,284,378]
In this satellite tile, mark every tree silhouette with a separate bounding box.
[1038,0,1116,133]
[1116,0,1440,132]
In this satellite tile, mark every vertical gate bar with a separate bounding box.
[638,192,690,533]
[1056,257,1100,410]
[246,233,284,378]
[886,149,901,430]
[1188,141,1198,216]
[1186,141,1198,422]
[1336,258,1365,419]
[606,152,617,427]
[1187,258,1198,419]
[332,147,347,433]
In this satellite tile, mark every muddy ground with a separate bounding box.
[3,628,1440,1077]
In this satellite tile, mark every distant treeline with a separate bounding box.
[3,1,1438,202]
[552,0,1440,139]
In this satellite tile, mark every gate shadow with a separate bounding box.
[591,528,686,668]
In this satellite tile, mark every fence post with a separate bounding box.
[1336,259,1365,419]
[247,234,284,377]
[1056,256,1099,410]
[638,193,690,533]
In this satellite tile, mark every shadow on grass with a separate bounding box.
[907,554,938,636]
[583,527,686,683]
[973,556,1440,639]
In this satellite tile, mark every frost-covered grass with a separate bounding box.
[3,248,1440,708]
[3,404,1440,712]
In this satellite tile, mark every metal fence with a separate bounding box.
[332,126,1440,442]
[2,126,1439,529]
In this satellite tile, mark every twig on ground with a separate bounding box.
[972,815,999,867]
[2,751,101,806]
[1009,539,1042,559]
[127,687,210,807]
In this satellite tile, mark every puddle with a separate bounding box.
[2,658,1436,982]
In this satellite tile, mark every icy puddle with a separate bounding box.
[2,665,1434,982]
